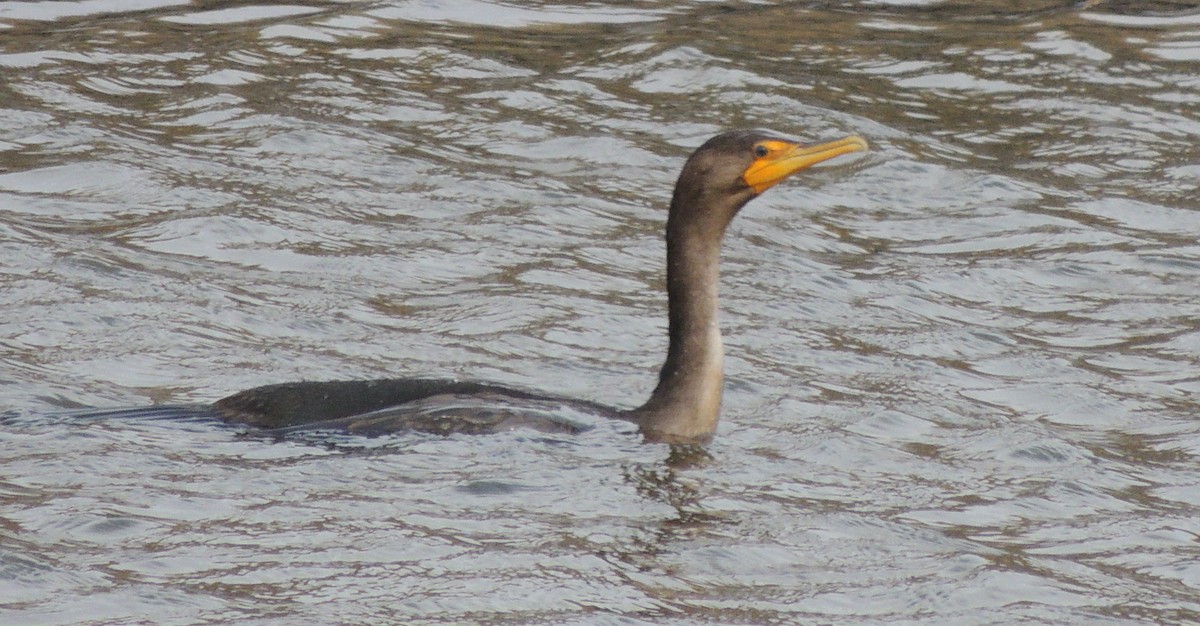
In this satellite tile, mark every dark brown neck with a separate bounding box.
[632,196,737,443]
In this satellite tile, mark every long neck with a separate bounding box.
[634,211,728,443]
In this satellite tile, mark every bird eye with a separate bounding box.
[753,145,769,158]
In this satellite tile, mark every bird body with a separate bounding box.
[214,130,868,444]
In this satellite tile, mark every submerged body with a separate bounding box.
[216,378,620,436]
[214,130,867,444]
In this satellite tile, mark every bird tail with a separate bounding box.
[59,404,219,422]
[0,404,219,426]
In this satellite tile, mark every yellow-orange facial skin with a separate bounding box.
[742,136,869,194]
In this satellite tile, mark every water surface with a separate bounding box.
[2,1,1199,624]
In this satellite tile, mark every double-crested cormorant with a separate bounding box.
[214,130,868,444]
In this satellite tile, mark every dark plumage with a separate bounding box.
[215,130,868,444]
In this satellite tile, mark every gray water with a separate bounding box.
[2,1,1199,624]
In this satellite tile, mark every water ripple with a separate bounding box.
[1,1,1199,624]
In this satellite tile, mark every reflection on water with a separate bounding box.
[2,1,1199,624]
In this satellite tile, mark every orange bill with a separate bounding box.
[743,136,869,194]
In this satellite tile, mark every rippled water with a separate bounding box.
[2,1,1199,624]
